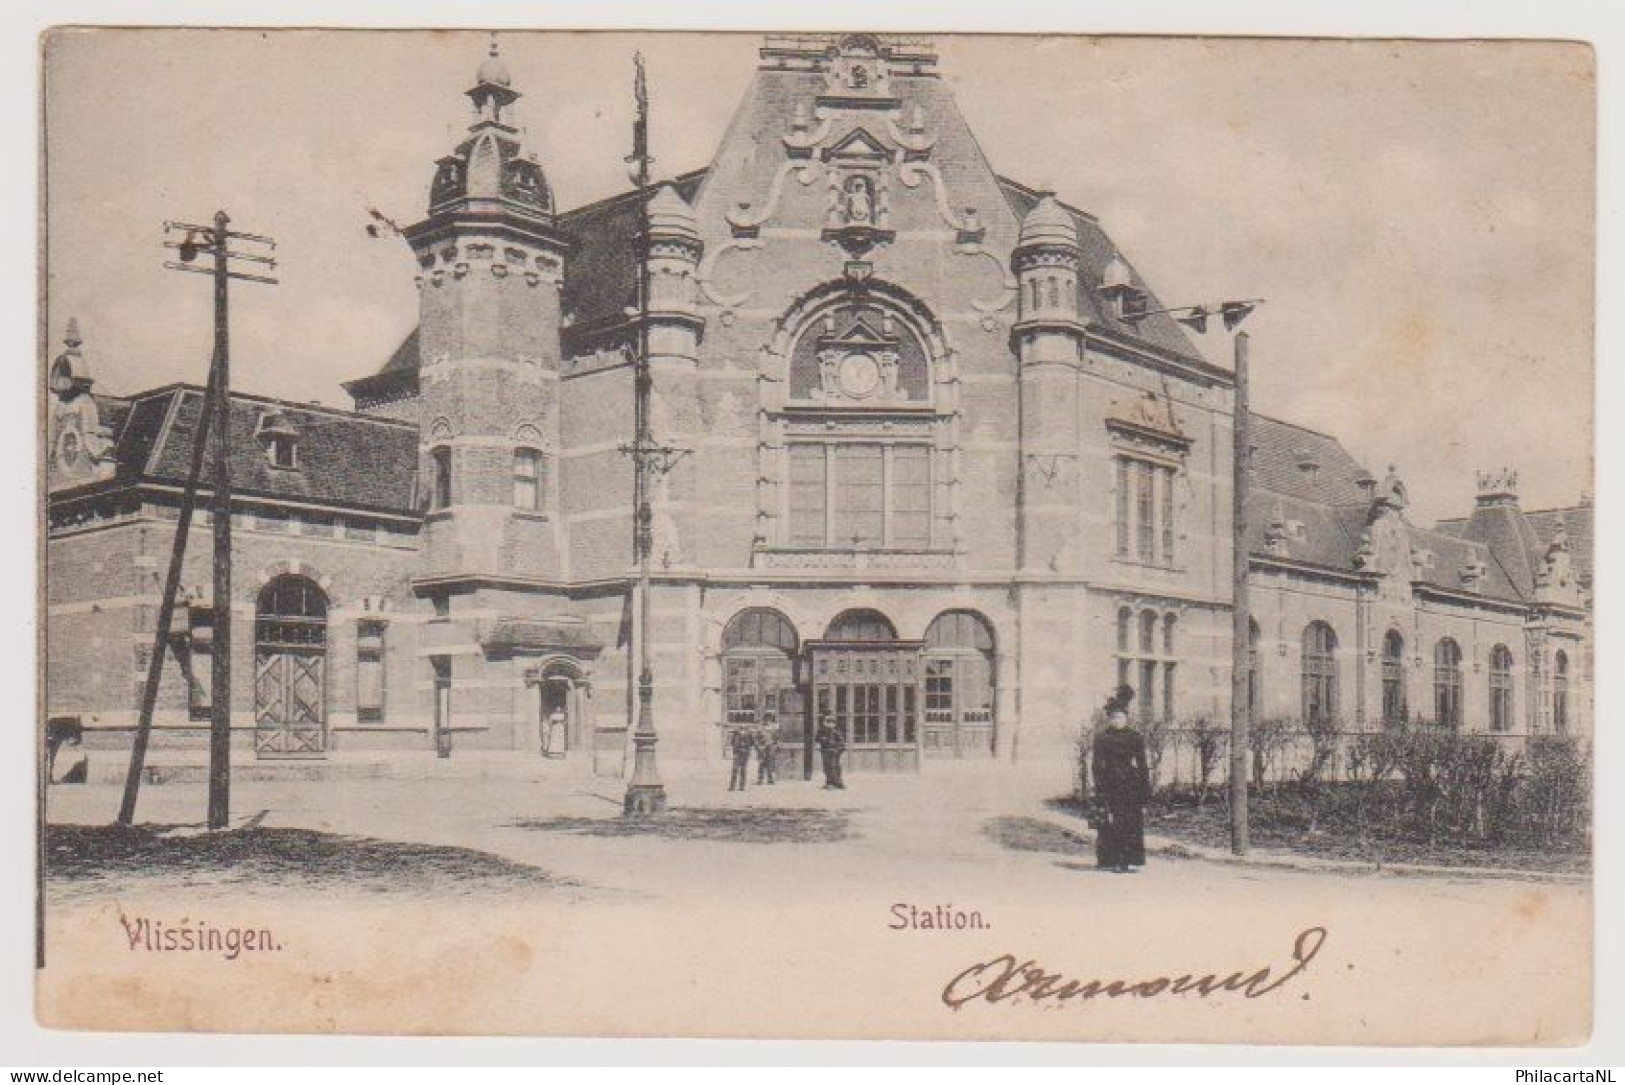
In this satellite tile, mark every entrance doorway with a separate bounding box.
[921,610,997,758]
[807,609,922,774]
[721,608,802,778]
[536,659,587,758]
[253,574,328,758]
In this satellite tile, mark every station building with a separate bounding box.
[45,34,1592,783]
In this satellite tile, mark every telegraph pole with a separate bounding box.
[1228,330,1252,856]
[1122,297,1259,855]
[117,213,276,830]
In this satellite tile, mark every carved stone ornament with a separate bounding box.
[808,311,907,405]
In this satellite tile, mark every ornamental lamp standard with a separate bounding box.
[619,52,689,817]
[1124,296,1261,856]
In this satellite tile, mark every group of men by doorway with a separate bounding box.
[725,716,849,791]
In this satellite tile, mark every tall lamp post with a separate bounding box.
[619,52,685,817]
[1126,298,1260,856]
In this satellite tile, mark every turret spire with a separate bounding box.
[468,32,519,128]
[423,36,553,219]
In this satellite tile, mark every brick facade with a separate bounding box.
[44,34,1593,785]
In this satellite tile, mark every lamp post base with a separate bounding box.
[623,782,667,817]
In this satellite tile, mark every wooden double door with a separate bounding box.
[806,640,924,773]
[254,648,326,758]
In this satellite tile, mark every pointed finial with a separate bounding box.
[476,31,513,88]
[63,317,82,351]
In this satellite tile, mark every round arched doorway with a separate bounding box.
[253,574,329,758]
[531,657,589,758]
[807,608,921,774]
[922,610,997,758]
[720,608,801,777]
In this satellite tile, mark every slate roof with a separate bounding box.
[1249,414,1374,505]
[72,385,420,516]
[557,169,709,335]
[996,177,1205,366]
[1524,505,1594,586]
[1245,412,1590,609]
[1436,501,1594,600]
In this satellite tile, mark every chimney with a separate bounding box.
[1475,467,1519,508]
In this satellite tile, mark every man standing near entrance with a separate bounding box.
[755,725,778,785]
[727,726,754,792]
[816,714,846,790]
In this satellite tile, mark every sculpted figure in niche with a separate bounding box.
[817,349,844,398]
[844,176,875,225]
[875,350,900,395]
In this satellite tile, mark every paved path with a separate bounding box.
[40,763,1593,1042]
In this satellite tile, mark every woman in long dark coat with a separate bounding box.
[1091,685,1150,872]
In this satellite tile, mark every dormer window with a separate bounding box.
[256,409,300,470]
[268,434,297,469]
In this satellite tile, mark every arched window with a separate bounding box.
[256,575,328,648]
[721,608,800,744]
[1381,630,1407,727]
[1301,621,1338,725]
[1553,650,1570,735]
[924,611,998,757]
[825,608,897,642]
[513,448,542,511]
[723,608,799,653]
[1247,618,1262,718]
[924,610,995,653]
[430,446,452,510]
[1433,638,1463,728]
[1489,645,1515,733]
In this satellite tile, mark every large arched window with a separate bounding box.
[825,608,897,642]
[780,293,939,552]
[1553,650,1570,735]
[923,610,998,757]
[1301,621,1338,725]
[1381,630,1407,727]
[1433,638,1463,728]
[1489,644,1515,733]
[721,608,801,761]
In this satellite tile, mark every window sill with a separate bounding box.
[752,546,957,572]
[1110,555,1185,574]
[511,510,549,523]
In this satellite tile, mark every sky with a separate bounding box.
[42,29,1595,524]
